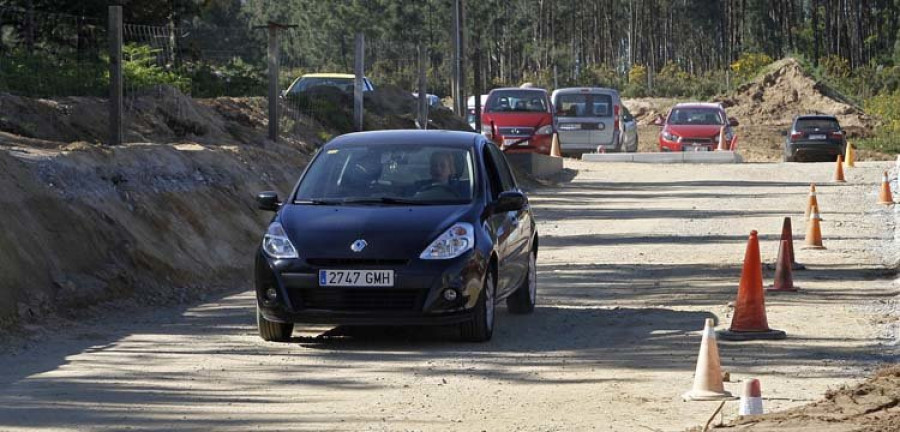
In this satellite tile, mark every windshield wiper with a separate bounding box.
[340,197,431,205]
[294,199,344,205]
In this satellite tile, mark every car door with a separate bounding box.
[481,144,518,294]
[622,107,638,152]
[486,143,530,296]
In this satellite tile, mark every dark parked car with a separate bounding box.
[254,130,538,342]
[784,115,847,162]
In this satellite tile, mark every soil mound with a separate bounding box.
[696,366,900,431]
[713,58,876,134]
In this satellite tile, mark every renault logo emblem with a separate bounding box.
[511,128,521,135]
[350,239,368,253]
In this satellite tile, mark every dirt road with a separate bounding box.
[0,160,896,431]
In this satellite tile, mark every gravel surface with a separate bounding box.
[0,160,896,431]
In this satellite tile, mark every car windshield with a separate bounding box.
[668,108,724,125]
[796,118,840,132]
[289,77,354,93]
[556,93,613,118]
[294,145,475,205]
[485,90,548,113]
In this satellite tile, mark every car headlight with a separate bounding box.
[262,221,299,259]
[662,130,679,142]
[420,222,474,260]
[535,125,554,135]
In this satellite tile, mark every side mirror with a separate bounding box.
[728,117,739,127]
[495,190,526,212]
[257,191,281,212]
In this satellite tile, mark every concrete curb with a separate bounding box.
[581,151,744,164]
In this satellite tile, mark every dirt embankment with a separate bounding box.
[698,366,900,432]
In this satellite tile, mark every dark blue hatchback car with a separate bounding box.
[254,130,538,342]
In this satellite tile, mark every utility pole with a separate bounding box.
[354,33,365,132]
[450,0,460,116]
[254,21,297,142]
[473,37,482,132]
[108,5,123,146]
[417,44,428,129]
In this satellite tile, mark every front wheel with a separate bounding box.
[460,273,496,342]
[257,305,293,342]
[507,252,537,314]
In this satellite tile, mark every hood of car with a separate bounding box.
[279,204,471,259]
[482,112,552,128]
[664,124,723,138]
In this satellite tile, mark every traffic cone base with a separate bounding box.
[683,318,736,402]
[801,244,826,250]
[792,262,807,271]
[717,328,786,341]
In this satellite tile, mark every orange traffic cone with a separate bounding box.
[717,126,727,151]
[833,155,846,183]
[802,204,826,250]
[767,240,797,292]
[683,318,735,401]
[877,170,894,205]
[778,217,805,271]
[738,379,764,416]
[718,231,787,341]
[550,133,562,158]
[844,143,855,168]
[804,184,818,220]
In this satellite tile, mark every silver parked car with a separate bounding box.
[550,87,638,154]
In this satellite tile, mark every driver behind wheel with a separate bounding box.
[414,151,466,198]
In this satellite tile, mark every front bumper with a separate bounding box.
[497,134,553,154]
[255,250,486,326]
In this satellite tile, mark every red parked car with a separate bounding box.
[655,103,739,152]
[481,87,555,154]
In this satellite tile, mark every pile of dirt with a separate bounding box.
[694,366,900,431]
[623,97,680,125]
[713,58,877,135]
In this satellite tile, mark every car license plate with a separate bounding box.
[686,145,709,152]
[809,134,827,140]
[504,138,526,147]
[319,270,394,287]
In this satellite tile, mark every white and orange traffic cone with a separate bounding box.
[834,155,846,183]
[683,318,735,401]
[738,379,764,416]
[802,204,826,250]
[804,184,818,220]
[877,170,895,205]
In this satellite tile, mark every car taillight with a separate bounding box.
[614,105,620,131]
[790,132,803,141]
[830,131,844,139]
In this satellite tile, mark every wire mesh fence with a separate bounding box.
[0,4,464,145]
[0,5,107,97]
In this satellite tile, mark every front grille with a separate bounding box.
[498,127,534,136]
[296,288,425,311]
[306,258,409,267]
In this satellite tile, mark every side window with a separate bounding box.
[481,145,504,200]
[487,143,516,192]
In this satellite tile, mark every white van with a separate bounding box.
[550,87,638,154]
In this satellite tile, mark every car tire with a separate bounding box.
[460,272,495,342]
[507,251,536,314]
[257,304,293,342]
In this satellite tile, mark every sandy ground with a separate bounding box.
[0,160,897,431]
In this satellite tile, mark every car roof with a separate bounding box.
[302,73,357,79]
[552,87,620,96]
[673,102,724,110]
[325,130,481,149]
[489,87,548,95]
[794,114,839,120]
